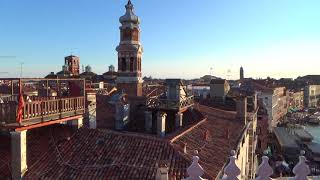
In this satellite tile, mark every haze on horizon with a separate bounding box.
[0,0,319,80]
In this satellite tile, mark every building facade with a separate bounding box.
[304,85,320,108]
[116,0,143,97]
[210,79,230,102]
[259,87,287,131]
[288,89,304,110]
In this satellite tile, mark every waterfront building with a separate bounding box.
[304,84,320,108]
[259,87,288,131]
[288,89,304,111]
[240,79,288,131]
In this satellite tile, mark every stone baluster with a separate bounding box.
[289,151,310,180]
[183,151,207,180]
[255,155,273,180]
[222,150,240,180]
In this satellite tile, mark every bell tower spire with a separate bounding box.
[116,0,143,97]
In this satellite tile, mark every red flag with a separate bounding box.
[16,84,25,123]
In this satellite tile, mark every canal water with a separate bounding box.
[305,125,320,143]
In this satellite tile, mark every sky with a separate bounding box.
[0,0,320,79]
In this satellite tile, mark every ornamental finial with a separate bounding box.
[126,0,133,9]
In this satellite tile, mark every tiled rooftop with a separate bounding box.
[171,105,244,179]
[1,104,245,180]
[0,135,11,179]
[0,124,75,179]
[24,128,190,180]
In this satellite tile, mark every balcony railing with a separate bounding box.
[0,96,84,126]
[0,78,86,127]
[147,95,194,110]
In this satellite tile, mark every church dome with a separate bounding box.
[119,0,140,25]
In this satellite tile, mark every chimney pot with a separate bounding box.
[203,130,209,141]
[225,127,230,139]
[182,143,187,154]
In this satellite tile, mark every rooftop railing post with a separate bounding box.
[289,151,310,180]
[46,80,49,97]
[182,150,207,180]
[11,80,14,95]
[255,155,273,180]
[222,150,240,180]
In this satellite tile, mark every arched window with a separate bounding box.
[139,58,141,71]
[130,57,134,72]
[121,58,126,72]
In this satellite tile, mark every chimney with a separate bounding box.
[182,143,187,154]
[86,92,97,129]
[157,112,167,137]
[225,127,230,139]
[236,95,247,124]
[155,163,168,180]
[203,130,209,141]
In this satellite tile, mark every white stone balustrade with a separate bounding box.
[289,151,310,180]
[222,150,241,180]
[183,150,207,180]
[218,150,314,180]
[255,155,273,180]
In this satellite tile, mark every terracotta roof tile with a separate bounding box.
[24,128,190,180]
[171,105,244,179]
[0,124,75,179]
[1,104,245,180]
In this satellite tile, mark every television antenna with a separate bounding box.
[0,56,16,59]
[227,69,231,80]
[0,56,15,76]
[19,62,24,78]
[209,67,213,76]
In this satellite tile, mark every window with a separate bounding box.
[121,58,126,72]
[130,57,134,72]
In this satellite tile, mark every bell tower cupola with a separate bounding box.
[116,0,143,97]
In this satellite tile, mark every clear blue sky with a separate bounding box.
[0,0,320,79]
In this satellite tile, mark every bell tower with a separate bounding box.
[116,0,143,97]
[240,66,244,80]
